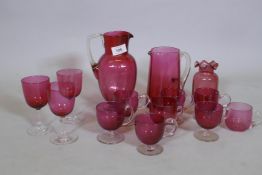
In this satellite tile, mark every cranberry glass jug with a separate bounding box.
[147,46,191,98]
[192,60,219,96]
[87,31,137,102]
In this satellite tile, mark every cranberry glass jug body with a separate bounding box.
[147,46,191,98]
[192,60,219,96]
[87,31,137,102]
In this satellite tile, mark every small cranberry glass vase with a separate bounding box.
[192,60,219,100]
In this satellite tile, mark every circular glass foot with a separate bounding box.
[50,133,78,145]
[194,130,219,142]
[27,125,49,136]
[97,131,124,144]
[137,144,163,156]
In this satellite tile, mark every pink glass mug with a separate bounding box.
[194,88,231,107]
[224,102,262,132]
[148,96,182,136]
[96,101,134,144]
[135,113,176,156]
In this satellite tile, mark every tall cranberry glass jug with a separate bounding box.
[87,31,137,102]
[192,60,219,96]
[147,46,191,99]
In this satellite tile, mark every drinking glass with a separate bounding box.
[135,113,176,156]
[21,75,50,136]
[194,88,231,106]
[56,68,82,122]
[224,102,262,132]
[96,101,134,144]
[194,101,223,142]
[48,82,78,145]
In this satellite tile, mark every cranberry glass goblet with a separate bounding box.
[135,113,176,156]
[96,101,134,144]
[194,101,223,142]
[21,75,50,136]
[56,68,82,123]
[48,82,78,145]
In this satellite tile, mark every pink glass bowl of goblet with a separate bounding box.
[56,68,82,99]
[21,75,50,136]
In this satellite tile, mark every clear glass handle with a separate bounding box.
[122,104,134,126]
[87,33,103,67]
[180,51,191,90]
[138,93,150,109]
[252,110,262,127]
[219,93,231,108]
[163,118,178,137]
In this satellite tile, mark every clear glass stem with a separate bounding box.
[33,109,45,127]
[27,109,49,136]
[107,130,116,138]
[146,145,156,151]
[57,119,69,139]
[63,102,84,124]
[202,130,210,137]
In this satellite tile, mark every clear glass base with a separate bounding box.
[137,144,163,156]
[27,125,49,136]
[49,133,78,145]
[194,130,219,142]
[97,131,124,144]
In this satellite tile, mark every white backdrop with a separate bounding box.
[1,0,262,175]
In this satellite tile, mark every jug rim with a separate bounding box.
[104,31,133,38]
[150,46,180,53]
